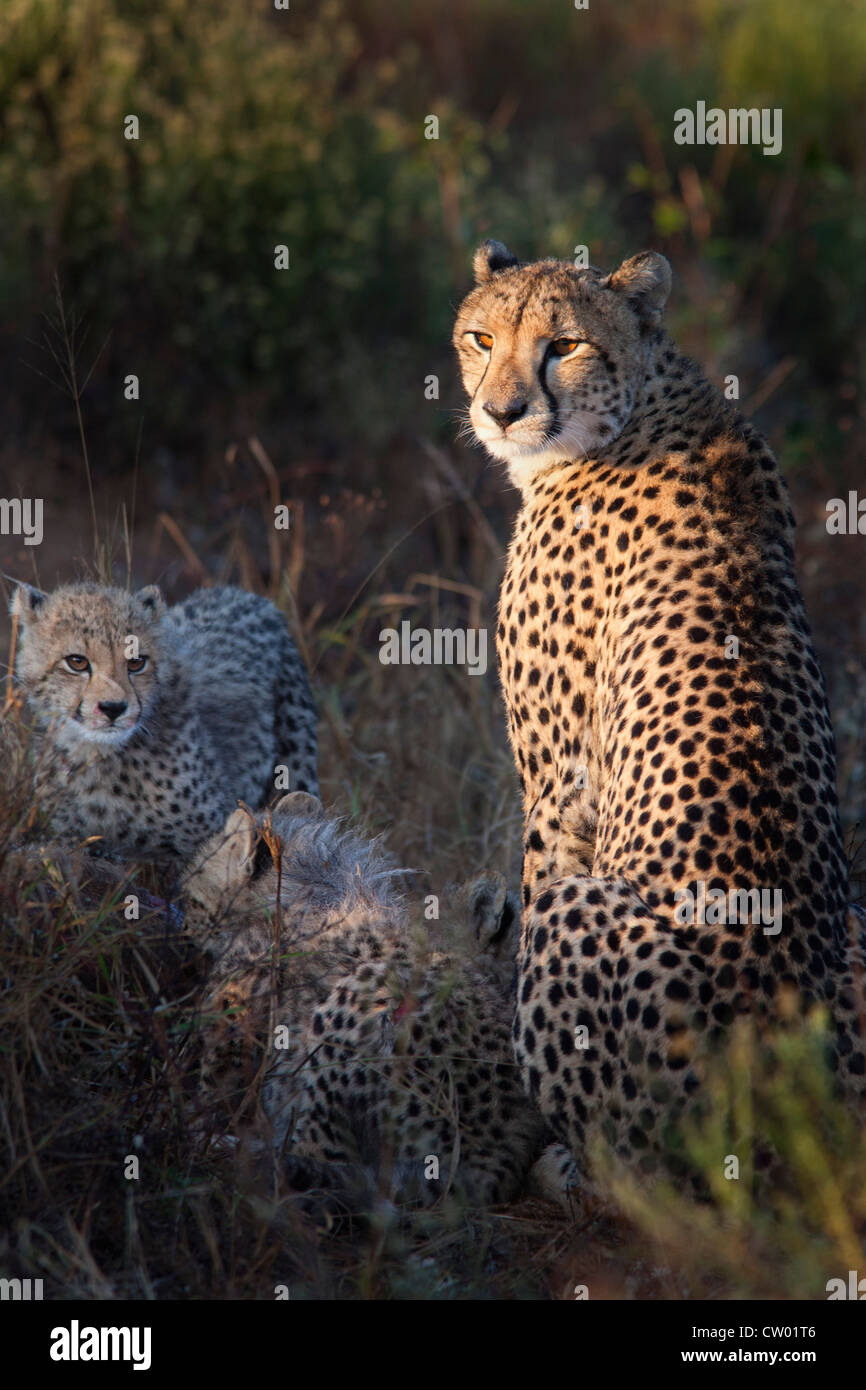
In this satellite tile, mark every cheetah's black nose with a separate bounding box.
[483,399,527,429]
[98,699,128,722]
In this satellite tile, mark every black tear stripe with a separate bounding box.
[538,347,560,438]
[470,353,491,405]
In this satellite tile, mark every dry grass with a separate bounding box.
[0,514,557,1300]
[2,405,866,1299]
[0,470,656,1300]
[0,706,586,1300]
[599,1011,866,1300]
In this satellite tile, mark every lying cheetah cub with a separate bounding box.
[182,792,542,1208]
[10,582,318,863]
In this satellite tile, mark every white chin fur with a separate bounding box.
[504,452,573,491]
[55,719,138,749]
[471,411,616,493]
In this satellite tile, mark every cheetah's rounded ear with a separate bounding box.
[180,807,260,918]
[604,251,671,326]
[9,583,47,623]
[273,791,324,820]
[134,584,165,619]
[473,239,520,285]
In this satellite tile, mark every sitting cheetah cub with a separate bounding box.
[10,582,318,863]
[181,792,542,1209]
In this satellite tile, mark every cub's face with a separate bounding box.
[10,582,165,749]
[453,241,671,490]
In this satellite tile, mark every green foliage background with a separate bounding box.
[0,0,863,458]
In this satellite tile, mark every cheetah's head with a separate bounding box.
[10,581,166,749]
[181,793,403,940]
[453,241,671,491]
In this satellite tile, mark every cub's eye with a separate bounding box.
[472,331,494,351]
[127,655,148,674]
[551,338,583,357]
[63,654,90,674]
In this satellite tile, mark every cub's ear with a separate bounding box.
[218,806,259,880]
[184,806,259,901]
[9,583,47,624]
[472,239,520,285]
[272,791,324,820]
[604,251,671,326]
[134,584,165,619]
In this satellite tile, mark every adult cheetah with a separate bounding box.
[454,240,866,1205]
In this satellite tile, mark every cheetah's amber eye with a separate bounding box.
[471,331,494,351]
[127,656,148,674]
[63,654,90,674]
[551,338,583,357]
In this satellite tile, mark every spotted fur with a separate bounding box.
[10,582,318,863]
[454,242,866,1207]
[182,793,542,1209]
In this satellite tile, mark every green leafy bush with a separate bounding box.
[600,1009,866,1299]
[0,0,863,455]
